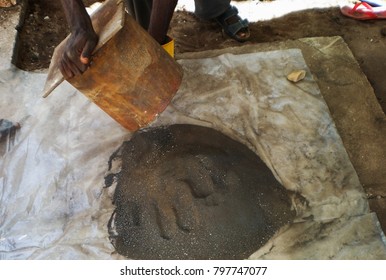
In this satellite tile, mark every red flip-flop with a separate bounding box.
[341,1,386,20]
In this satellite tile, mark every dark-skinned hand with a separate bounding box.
[59,28,98,79]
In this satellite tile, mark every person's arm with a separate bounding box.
[147,0,177,44]
[59,0,98,79]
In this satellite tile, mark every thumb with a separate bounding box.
[80,40,96,65]
[80,55,89,65]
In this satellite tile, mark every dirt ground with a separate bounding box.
[2,0,385,235]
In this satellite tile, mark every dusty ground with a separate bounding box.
[2,0,385,235]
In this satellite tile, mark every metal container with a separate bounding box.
[43,0,183,131]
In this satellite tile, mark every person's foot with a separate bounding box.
[216,6,250,42]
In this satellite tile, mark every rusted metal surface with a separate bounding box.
[68,14,183,131]
[43,0,182,131]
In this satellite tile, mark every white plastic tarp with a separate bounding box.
[1,48,386,259]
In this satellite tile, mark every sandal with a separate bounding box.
[216,6,250,42]
[341,1,386,20]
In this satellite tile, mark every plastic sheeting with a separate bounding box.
[1,47,386,259]
[0,69,129,259]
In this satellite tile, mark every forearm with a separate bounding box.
[147,0,178,44]
[60,0,94,32]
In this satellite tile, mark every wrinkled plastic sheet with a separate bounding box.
[1,47,386,259]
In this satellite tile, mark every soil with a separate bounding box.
[107,124,295,259]
[2,0,386,245]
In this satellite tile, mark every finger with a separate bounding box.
[61,55,75,79]
[62,53,88,78]
[64,56,83,77]
[71,62,83,76]
[80,55,89,65]
[59,58,74,80]
[80,39,96,65]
